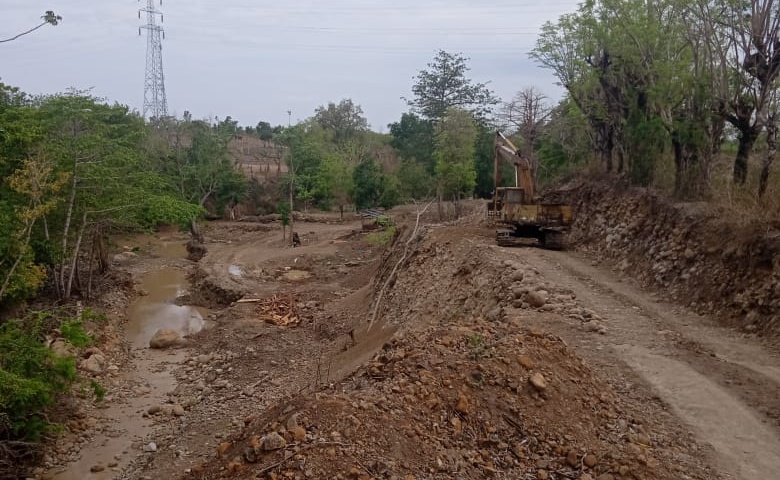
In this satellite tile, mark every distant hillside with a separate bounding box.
[229,135,288,182]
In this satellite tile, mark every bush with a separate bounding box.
[0,321,76,441]
[366,225,397,246]
[0,309,97,442]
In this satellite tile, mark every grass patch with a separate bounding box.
[366,225,397,246]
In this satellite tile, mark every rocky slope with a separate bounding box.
[567,181,780,337]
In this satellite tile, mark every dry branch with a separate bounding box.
[367,200,434,330]
[255,293,299,326]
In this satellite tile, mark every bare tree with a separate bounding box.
[502,87,552,182]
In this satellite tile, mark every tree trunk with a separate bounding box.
[65,210,88,300]
[733,127,759,185]
[673,137,685,197]
[95,227,108,274]
[87,242,95,300]
[759,117,777,198]
[59,169,78,297]
[601,126,614,173]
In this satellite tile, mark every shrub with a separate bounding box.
[0,308,98,442]
[0,321,77,441]
[366,226,397,246]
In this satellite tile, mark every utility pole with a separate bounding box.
[139,0,168,120]
[287,110,295,247]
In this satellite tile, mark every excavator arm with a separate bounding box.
[493,131,535,204]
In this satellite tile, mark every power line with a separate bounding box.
[139,0,168,119]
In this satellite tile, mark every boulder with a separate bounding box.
[149,329,182,349]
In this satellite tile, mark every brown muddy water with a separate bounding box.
[126,267,207,349]
[49,240,205,480]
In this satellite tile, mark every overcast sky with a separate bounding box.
[0,1,580,130]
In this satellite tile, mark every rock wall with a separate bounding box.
[567,182,780,335]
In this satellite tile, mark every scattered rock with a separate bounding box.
[455,393,470,415]
[80,354,106,374]
[149,329,182,349]
[583,454,598,468]
[527,291,548,308]
[566,450,579,467]
[517,355,535,370]
[90,464,105,473]
[143,442,157,452]
[261,432,287,451]
[529,373,548,391]
[630,433,652,446]
[172,404,186,416]
[511,270,525,282]
[50,339,76,357]
[486,306,504,322]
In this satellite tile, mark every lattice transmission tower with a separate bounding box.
[138,0,168,119]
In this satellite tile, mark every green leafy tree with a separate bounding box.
[352,160,383,210]
[405,50,499,121]
[254,121,276,141]
[531,0,724,195]
[316,154,354,218]
[397,159,433,201]
[434,108,478,203]
[388,113,435,173]
[314,99,369,144]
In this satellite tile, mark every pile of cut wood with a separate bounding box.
[237,294,299,326]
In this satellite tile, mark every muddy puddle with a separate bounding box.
[126,267,208,349]
[49,241,204,480]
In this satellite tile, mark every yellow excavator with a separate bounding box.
[487,131,572,248]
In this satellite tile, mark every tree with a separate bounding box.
[388,113,435,172]
[352,160,384,210]
[433,108,477,216]
[316,155,353,218]
[715,0,780,187]
[404,50,499,121]
[397,160,433,201]
[502,87,552,182]
[313,99,369,144]
[255,121,275,141]
[532,0,725,194]
[0,11,61,44]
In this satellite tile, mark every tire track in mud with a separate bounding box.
[499,246,780,480]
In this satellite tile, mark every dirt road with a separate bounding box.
[501,245,780,480]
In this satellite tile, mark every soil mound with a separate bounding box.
[183,226,713,480]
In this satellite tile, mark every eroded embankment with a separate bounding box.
[184,226,717,480]
[567,181,780,336]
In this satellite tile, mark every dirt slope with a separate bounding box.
[181,226,724,480]
[42,210,780,480]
